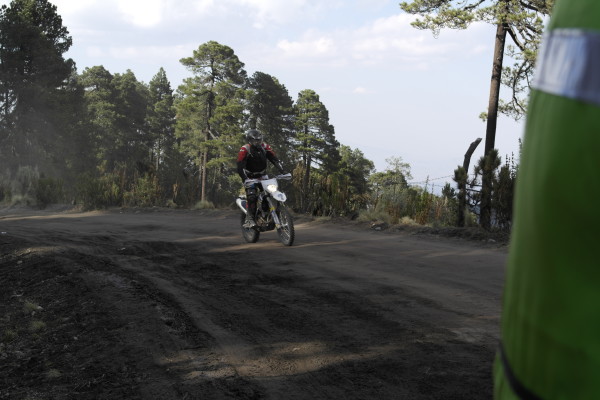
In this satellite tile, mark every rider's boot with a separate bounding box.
[244,214,257,228]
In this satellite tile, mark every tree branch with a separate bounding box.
[464,0,486,11]
[519,1,542,13]
[506,25,526,52]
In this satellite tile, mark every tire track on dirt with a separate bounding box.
[1,208,506,399]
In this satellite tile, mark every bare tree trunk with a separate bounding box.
[200,148,207,202]
[303,154,311,213]
[481,21,507,230]
[200,87,215,204]
[458,138,482,227]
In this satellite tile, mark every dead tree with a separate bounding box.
[456,138,482,227]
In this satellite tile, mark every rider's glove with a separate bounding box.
[275,161,285,175]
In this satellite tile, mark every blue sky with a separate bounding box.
[3,0,526,190]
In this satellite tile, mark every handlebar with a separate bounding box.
[244,173,291,188]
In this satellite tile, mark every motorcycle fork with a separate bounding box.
[267,197,282,227]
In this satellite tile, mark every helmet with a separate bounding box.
[246,129,263,149]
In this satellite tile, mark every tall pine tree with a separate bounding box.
[247,71,295,167]
[294,89,340,211]
[0,0,75,172]
[400,0,553,229]
[176,41,246,202]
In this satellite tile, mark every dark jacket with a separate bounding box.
[237,143,283,180]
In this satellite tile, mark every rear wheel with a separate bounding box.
[276,207,294,246]
[240,212,259,243]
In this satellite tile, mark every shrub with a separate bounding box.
[13,166,38,198]
[76,173,123,210]
[34,177,64,208]
[400,216,419,226]
[357,208,394,224]
[124,175,161,207]
[193,200,215,210]
[0,172,11,202]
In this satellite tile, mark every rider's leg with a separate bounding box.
[244,186,258,227]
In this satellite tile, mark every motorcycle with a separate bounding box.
[235,173,295,246]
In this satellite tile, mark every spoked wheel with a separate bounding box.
[240,212,260,243]
[276,207,295,246]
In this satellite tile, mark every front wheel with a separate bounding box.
[275,207,295,246]
[240,212,260,243]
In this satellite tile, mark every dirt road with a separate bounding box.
[0,208,507,399]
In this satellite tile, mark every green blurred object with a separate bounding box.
[494,1,600,399]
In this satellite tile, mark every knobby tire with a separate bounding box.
[240,212,259,243]
[276,207,295,246]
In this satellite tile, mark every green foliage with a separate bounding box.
[339,146,375,198]
[147,67,176,177]
[357,208,393,225]
[293,89,340,211]
[457,148,518,229]
[477,149,501,227]
[0,179,10,202]
[75,172,123,210]
[0,167,64,207]
[247,71,296,167]
[13,166,38,202]
[176,41,247,202]
[0,3,523,225]
[493,153,518,228]
[400,0,554,120]
[34,176,64,208]
[0,0,76,171]
[79,66,151,177]
[367,158,456,227]
[193,200,215,210]
[123,175,161,208]
[362,182,457,228]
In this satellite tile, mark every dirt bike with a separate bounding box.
[235,173,295,246]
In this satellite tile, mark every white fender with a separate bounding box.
[272,191,286,202]
[235,198,247,214]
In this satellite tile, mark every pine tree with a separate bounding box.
[176,41,246,202]
[147,68,176,178]
[294,89,340,211]
[0,0,75,171]
[400,0,553,229]
[247,71,295,167]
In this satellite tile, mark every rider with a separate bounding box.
[237,129,285,228]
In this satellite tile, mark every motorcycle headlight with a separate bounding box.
[266,184,278,193]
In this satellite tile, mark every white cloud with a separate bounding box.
[257,14,448,69]
[194,0,218,14]
[353,86,369,94]
[234,0,328,28]
[51,0,98,16]
[117,0,164,28]
[84,44,189,63]
[254,12,492,72]
[470,44,490,55]
[277,35,336,57]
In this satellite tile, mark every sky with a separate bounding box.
[3,0,526,191]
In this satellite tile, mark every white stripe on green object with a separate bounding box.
[533,29,600,106]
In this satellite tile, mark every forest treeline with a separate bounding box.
[0,0,517,229]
